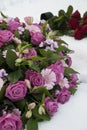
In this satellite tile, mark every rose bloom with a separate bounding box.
[25,70,45,87]
[21,48,37,60]
[68,18,79,29]
[72,10,81,19]
[0,30,13,43]
[31,32,45,45]
[44,97,58,116]
[70,74,78,88]
[55,87,71,104]
[7,18,21,32]
[82,25,87,35]
[5,81,27,102]
[74,26,84,40]
[83,15,87,24]
[0,113,22,130]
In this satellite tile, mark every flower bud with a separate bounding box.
[24,16,33,25]
[25,79,31,89]
[26,110,32,118]
[28,102,36,110]
[38,105,45,115]
[15,58,22,63]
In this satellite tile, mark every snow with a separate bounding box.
[0,0,87,130]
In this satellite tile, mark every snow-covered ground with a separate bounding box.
[0,0,87,130]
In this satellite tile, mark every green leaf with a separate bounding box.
[6,49,18,70]
[0,21,8,29]
[27,118,38,130]
[7,69,22,83]
[3,44,15,50]
[64,67,78,76]
[0,85,6,101]
[32,105,50,121]
[23,29,30,41]
[0,52,5,66]
[0,12,7,18]
[32,87,52,99]
[58,10,65,17]
[42,21,48,35]
[14,30,20,39]
[40,12,54,20]
[69,88,77,95]
[30,56,44,61]
[28,61,40,72]
[57,45,72,53]
[15,99,26,111]
[66,5,73,17]
[57,39,68,45]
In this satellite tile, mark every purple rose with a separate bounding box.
[48,61,64,84]
[5,81,27,102]
[21,48,37,60]
[0,42,3,47]
[31,32,45,45]
[8,18,21,32]
[0,113,22,130]
[25,70,45,87]
[70,74,78,88]
[55,87,71,104]
[45,97,58,116]
[0,30,13,43]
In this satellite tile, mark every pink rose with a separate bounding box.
[0,113,22,130]
[31,32,45,45]
[5,81,27,102]
[0,30,13,43]
[8,18,21,32]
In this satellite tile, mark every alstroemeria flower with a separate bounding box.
[59,75,69,88]
[41,68,56,90]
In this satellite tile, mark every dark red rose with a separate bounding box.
[83,15,87,24]
[74,26,84,40]
[82,25,87,34]
[72,10,81,19]
[68,18,79,29]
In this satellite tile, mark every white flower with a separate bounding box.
[0,78,4,91]
[41,68,56,90]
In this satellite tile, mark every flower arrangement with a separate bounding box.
[0,12,78,130]
[40,5,87,40]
